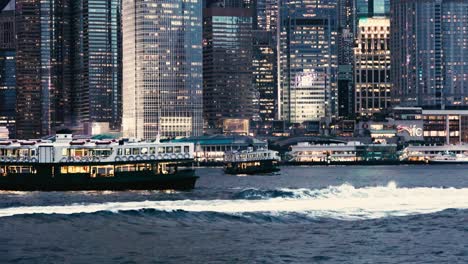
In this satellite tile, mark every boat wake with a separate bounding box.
[1,182,468,220]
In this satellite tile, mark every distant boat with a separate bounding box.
[224,148,280,175]
[429,152,468,164]
[401,144,468,164]
[286,141,399,165]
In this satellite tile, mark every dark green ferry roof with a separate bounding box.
[172,135,267,146]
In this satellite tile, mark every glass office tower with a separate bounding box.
[279,0,339,123]
[123,0,203,139]
[253,31,277,121]
[0,0,15,138]
[15,0,123,138]
[203,0,257,128]
[337,0,355,118]
[15,0,73,139]
[391,0,468,108]
[72,0,122,132]
[253,0,278,121]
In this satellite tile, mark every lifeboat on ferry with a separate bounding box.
[20,141,36,146]
[95,140,112,145]
[70,140,86,145]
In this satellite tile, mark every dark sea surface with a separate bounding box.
[1,165,468,263]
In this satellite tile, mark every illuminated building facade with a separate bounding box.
[123,0,203,139]
[16,0,122,138]
[354,17,391,116]
[391,0,468,108]
[203,0,257,128]
[393,106,468,144]
[253,0,278,121]
[72,0,122,132]
[253,33,276,121]
[0,0,15,138]
[279,0,339,123]
[15,0,73,139]
[337,0,355,118]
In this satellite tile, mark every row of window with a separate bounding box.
[0,149,36,157]
[117,146,190,156]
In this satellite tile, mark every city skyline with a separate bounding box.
[1,1,468,261]
[1,0,468,139]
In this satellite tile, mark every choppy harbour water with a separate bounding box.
[1,165,468,263]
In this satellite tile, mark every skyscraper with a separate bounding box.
[354,17,391,116]
[279,0,339,123]
[0,0,15,138]
[337,0,355,118]
[253,0,278,121]
[72,0,122,132]
[122,0,203,139]
[391,0,468,108]
[15,0,73,139]
[203,0,258,128]
[15,0,123,138]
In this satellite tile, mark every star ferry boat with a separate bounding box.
[224,147,281,175]
[0,133,198,191]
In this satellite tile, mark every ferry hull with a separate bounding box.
[429,160,468,165]
[0,170,198,191]
[224,160,280,175]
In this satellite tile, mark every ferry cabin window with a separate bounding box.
[115,164,136,172]
[94,149,112,157]
[174,146,181,153]
[70,149,89,157]
[184,146,189,153]
[61,166,89,174]
[117,148,123,156]
[141,148,148,154]
[125,148,131,155]
[18,149,30,157]
[157,163,176,174]
[137,164,151,171]
[5,149,18,157]
[132,148,140,155]
[90,166,114,177]
[158,147,165,154]
[149,147,156,154]
[166,146,173,153]
[62,148,68,156]
[8,166,33,173]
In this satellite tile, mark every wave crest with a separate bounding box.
[1,182,467,220]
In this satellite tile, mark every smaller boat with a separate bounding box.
[429,152,468,164]
[224,147,281,175]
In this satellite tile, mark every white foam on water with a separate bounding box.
[0,191,33,196]
[1,182,468,220]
